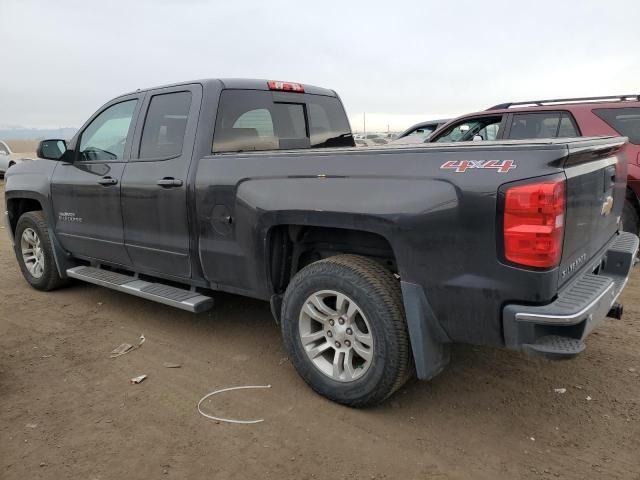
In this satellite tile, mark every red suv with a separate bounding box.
[428,95,640,234]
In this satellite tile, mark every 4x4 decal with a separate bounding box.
[440,159,516,173]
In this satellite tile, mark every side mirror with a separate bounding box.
[37,139,67,160]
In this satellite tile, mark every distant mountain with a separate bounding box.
[0,127,77,141]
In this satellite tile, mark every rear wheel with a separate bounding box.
[14,211,68,291]
[281,254,412,407]
[622,199,640,236]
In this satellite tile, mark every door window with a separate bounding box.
[0,143,8,155]
[433,116,503,142]
[508,113,560,139]
[557,113,579,137]
[79,100,137,161]
[139,91,192,159]
[507,112,578,139]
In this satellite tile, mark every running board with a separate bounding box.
[66,266,213,313]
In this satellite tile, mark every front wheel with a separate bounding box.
[14,211,67,291]
[281,255,412,407]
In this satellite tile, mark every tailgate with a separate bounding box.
[558,138,628,287]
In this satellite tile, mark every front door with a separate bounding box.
[120,85,200,278]
[51,96,141,266]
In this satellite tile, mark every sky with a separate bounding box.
[1,0,639,132]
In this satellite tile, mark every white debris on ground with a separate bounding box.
[130,375,147,384]
[110,334,145,358]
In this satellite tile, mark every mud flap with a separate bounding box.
[401,281,451,380]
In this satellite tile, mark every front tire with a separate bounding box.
[281,255,412,407]
[14,211,67,291]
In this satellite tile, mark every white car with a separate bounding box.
[0,140,27,177]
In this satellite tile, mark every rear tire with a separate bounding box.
[14,211,68,291]
[281,254,412,407]
[622,199,640,236]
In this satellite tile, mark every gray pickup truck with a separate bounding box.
[4,79,638,406]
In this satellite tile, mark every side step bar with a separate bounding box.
[66,266,213,313]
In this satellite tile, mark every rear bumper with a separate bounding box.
[503,231,639,357]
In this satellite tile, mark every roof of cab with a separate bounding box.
[119,78,337,98]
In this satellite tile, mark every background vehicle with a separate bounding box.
[428,95,640,234]
[0,140,19,177]
[392,118,450,144]
[354,133,390,146]
[5,80,637,407]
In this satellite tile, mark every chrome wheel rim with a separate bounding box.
[298,290,374,382]
[21,228,45,279]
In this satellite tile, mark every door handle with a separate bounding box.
[157,177,183,188]
[97,176,118,186]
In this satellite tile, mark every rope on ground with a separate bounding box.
[197,385,272,425]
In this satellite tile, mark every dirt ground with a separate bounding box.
[0,180,638,480]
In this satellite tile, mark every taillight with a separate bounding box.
[267,80,304,93]
[503,178,565,268]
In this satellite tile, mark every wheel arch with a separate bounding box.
[265,223,398,296]
[6,192,47,237]
[5,191,74,277]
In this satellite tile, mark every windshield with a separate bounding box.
[405,125,437,139]
[434,116,502,143]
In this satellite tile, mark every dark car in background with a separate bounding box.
[428,95,640,234]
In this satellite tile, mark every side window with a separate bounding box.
[508,113,561,140]
[557,113,579,138]
[593,108,640,144]
[139,91,192,159]
[0,143,8,155]
[79,100,137,161]
[477,123,500,141]
[434,116,502,142]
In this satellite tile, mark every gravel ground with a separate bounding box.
[0,180,638,479]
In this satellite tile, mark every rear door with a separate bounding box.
[120,84,201,278]
[51,95,142,266]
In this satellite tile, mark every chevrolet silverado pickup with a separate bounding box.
[4,79,638,407]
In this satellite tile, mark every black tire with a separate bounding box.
[281,254,412,407]
[622,199,640,236]
[14,211,68,291]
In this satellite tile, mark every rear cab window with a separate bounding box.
[593,107,640,144]
[212,90,354,153]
